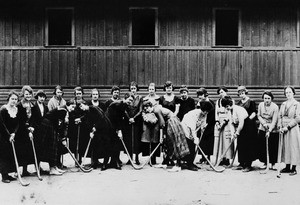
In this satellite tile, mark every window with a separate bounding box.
[129,8,158,46]
[213,8,241,46]
[45,8,74,46]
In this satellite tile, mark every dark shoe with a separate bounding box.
[187,164,198,171]
[40,169,50,175]
[224,159,230,166]
[101,164,107,171]
[126,160,131,165]
[7,175,17,181]
[281,167,291,173]
[118,159,123,166]
[2,179,10,183]
[289,170,297,176]
[135,159,140,165]
[22,171,35,177]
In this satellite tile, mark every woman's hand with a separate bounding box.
[129,118,135,124]
[9,133,15,142]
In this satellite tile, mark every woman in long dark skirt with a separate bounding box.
[257,91,279,169]
[235,86,258,171]
[123,81,143,165]
[196,88,215,164]
[222,96,256,172]
[0,91,21,183]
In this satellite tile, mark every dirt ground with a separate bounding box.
[1,153,300,205]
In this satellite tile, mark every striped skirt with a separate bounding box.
[165,116,190,159]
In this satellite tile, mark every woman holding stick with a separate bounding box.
[278,86,300,176]
[257,91,279,170]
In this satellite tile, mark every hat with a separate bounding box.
[237,85,248,94]
[179,85,189,93]
[35,90,47,99]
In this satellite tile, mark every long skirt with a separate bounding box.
[198,124,214,155]
[258,130,279,164]
[35,119,59,166]
[122,116,142,155]
[0,138,16,174]
[165,116,190,159]
[280,118,300,165]
[237,118,257,165]
[141,121,161,157]
[68,122,90,157]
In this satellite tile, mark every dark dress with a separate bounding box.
[123,95,143,156]
[236,99,258,166]
[35,108,68,166]
[68,98,89,158]
[0,106,19,174]
[159,95,180,113]
[198,99,215,156]
[84,106,115,159]
[16,100,35,166]
[177,97,195,121]
[105,101,128,155]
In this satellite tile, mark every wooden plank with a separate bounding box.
[20,50,28,85]
[27,50,36,85]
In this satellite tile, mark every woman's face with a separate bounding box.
[198,94,205,101]
[165,86,173,94]
[75,90,83,100]
[112,90,119,100]
[148,86,155,95]
[130,86,137,95]
[55,89,63,98]
[180,91,188,100]
[263,94,272,106]
[8,94,18,107]
[219,89,227,98]
[285,87,294,100]
[239,91,247,99]
[91,90,99,100]
[225,105,233,111]
[24,90,32,101]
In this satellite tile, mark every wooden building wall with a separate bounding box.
[0,2,299,87]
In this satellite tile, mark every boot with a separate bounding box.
[281,164,291,173]
[101,157,109,171]
[1,173,10,183]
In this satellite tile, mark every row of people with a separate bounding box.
[0,82,299,183]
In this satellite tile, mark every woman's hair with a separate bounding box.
[142,100,153,109]
[53,85,63,95]
[129,81,139,91]
[74,86,84,95]
[217,86,228,94]
[262,90,274,100]
[90,88,100,97]
[221,96,233,107]
[7,90,19,101]
[21,85,33,97]
[148,82,156,92]
[197,87,208,97]
[163,81,174,91]
[111,85,120,94]
[284,86,296,96]
[199,101,213,112]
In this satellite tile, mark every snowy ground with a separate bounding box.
[1,153,300,205]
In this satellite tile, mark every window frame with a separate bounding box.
[45,7,75,47]
[129,7,159,47]
[212,8,242,47]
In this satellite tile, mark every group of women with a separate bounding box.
[0,82,299,184]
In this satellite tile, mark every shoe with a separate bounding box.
[7,175,17,181]
[242,167,252,172]
[126,160,131,165]
[260,164,267,169]
[101,164,107,171]
[49,168,63,176]
[21,171,35,177]
[224,159,230,166]
[55,166,67,174]
[151,157,157,165]
[232,164,243,170]
[289,170,297,176]
[187,165,198,171]
[1,179,10,183]
[1,174,10,183]
[281,167,291,173]
[40,169,50,175]
[135,160,140,165]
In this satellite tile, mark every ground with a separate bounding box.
[1,153,300,205]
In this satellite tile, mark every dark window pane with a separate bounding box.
[132,9,155,45]
[48,9,72,45]
[215,10,239,46]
